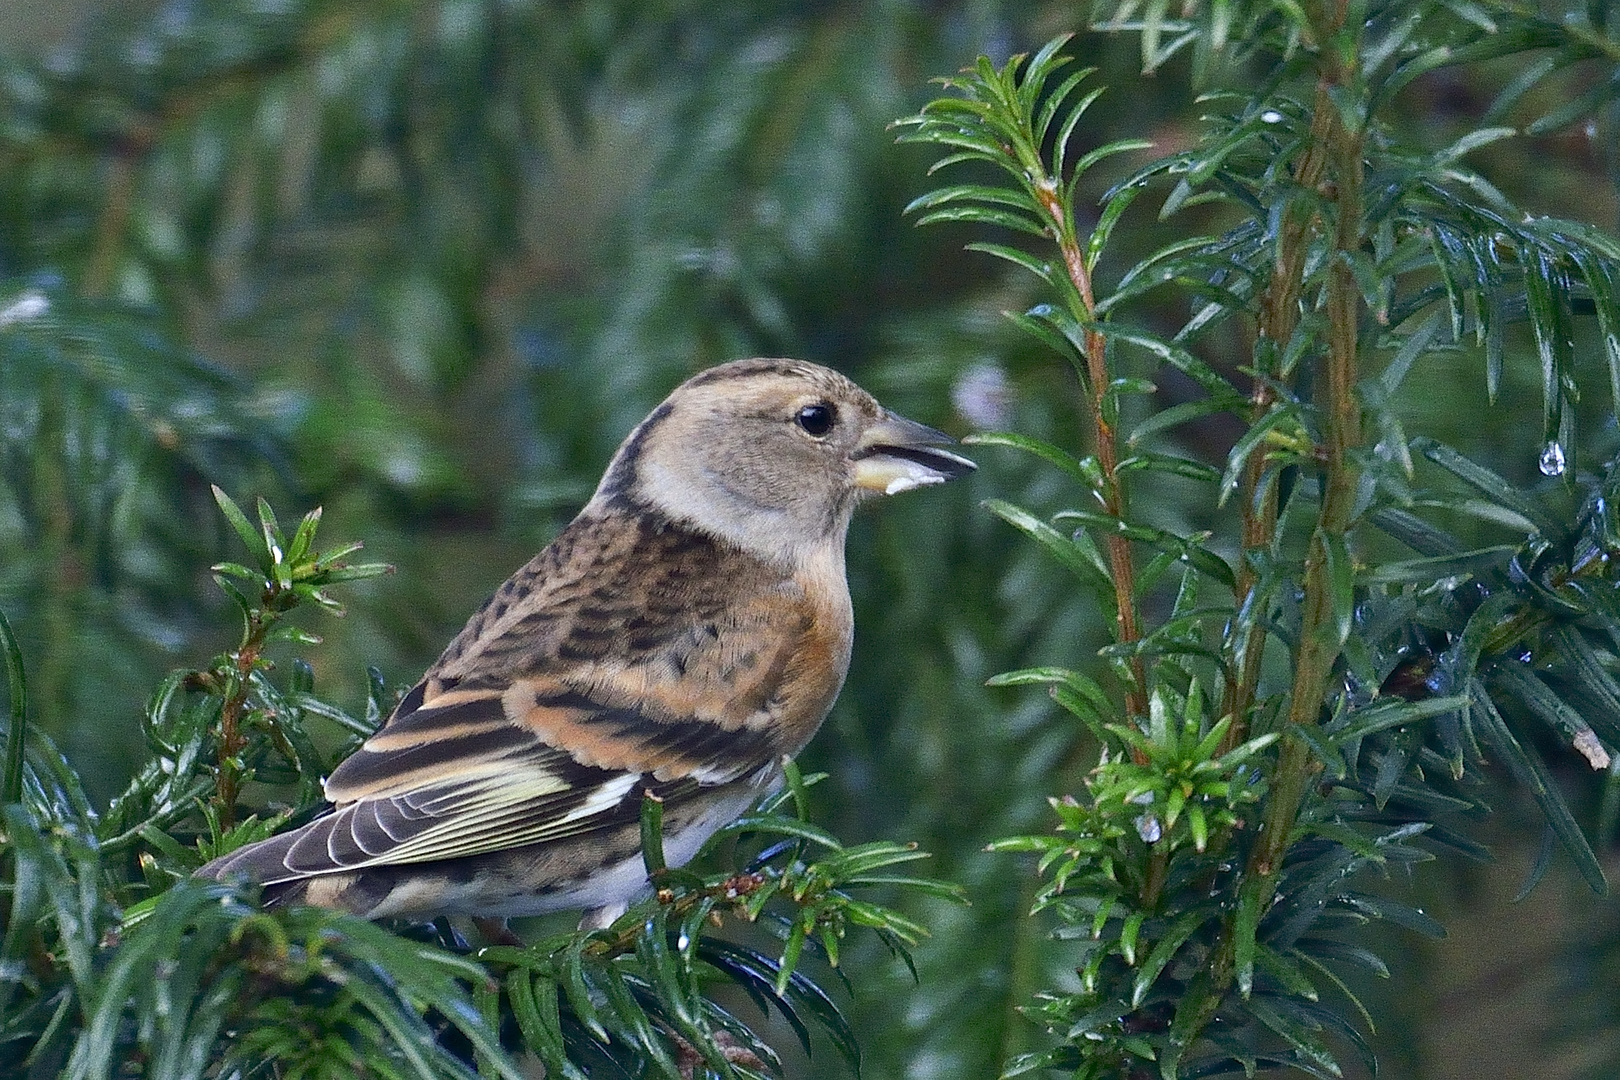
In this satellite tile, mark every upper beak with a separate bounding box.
[851,411,977,495]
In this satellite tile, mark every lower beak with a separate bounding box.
[851,412,976,495]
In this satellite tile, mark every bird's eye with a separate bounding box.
[795,402,836,437]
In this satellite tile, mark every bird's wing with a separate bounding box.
[267,517,827,877]
[220,509,841,883]
[266,680,731,876]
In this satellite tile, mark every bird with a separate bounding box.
[198,357,975,928]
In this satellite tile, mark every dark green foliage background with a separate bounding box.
[2,1,1619,1077]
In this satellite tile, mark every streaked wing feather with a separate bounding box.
[514,685,780,782]
[324,689,527,801]
[289,680,756,875]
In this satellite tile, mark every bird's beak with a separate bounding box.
[852,411,977,496]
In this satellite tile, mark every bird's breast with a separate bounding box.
[769,552,854,756]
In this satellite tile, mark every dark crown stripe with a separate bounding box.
[597,400,674,500]
[682,358,813,386]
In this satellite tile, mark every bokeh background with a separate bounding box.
[2,2,1618,1077]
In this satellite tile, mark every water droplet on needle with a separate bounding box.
[1539,441,1566,477]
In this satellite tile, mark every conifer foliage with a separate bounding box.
[899,5,1620,1076]
[4,1,1620,1078]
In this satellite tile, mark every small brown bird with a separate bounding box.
[199,358,973,926]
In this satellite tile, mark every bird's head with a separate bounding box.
[594,358,975,564]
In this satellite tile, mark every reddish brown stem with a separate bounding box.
[1034,181,1150,722]
[214,614,267,828]
[1253,4,1365,879]
[1217,76,1340,752]
[1177,0,1367,1054]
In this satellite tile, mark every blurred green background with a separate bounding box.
[2,2,1618,1077]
